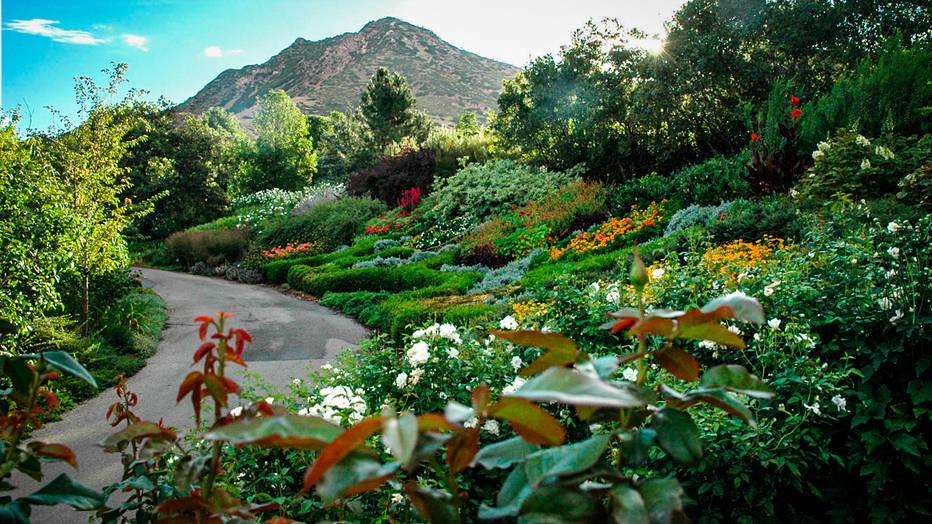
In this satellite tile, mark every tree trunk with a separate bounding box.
[82,271,90,338]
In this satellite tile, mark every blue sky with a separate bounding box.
[3,0,684,131]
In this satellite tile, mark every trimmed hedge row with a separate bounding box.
[287,263,479,297]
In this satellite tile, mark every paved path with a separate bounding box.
[14,268,369,522]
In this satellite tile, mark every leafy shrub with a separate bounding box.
[287,264,448,296]
[550,200,665,259]
[257,197,386,250]
[664,201,735,237]
[345,148,436,206]
[470,250,542,293]
[746,93,808,194]
[320,291,392,316]
[232,184,343,234]
[423,127,495,178]
[427,160,580,225]
[260,237,379,283]
[897,164,932,210]
[705,196,801,243]
[164,228,249,266]
[373,238,400,253]
[799,131,931,199]
[462,180,608,259]
[352,256,405,269]
[610,172,679,214]
[670,154,751,206]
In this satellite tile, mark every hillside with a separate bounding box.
[177,17,520,129]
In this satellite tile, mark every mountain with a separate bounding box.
[177,17,521,129]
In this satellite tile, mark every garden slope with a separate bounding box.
[11,268,369,522]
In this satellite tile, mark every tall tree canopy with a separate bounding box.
[359,67,432,150]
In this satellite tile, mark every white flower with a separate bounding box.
[511,356,523,372]
[812,150,824,161]
[860,158,872,170]
[887,222,900,232]
[409,368,424,386]
[790,188,800,198]
[391,493,404,504]
[482,419,500,436]
[589,281,601,294]
[889,310,904,324]
[464,416,479,429]
[768,318,782,330]
[622,367,639,382]
[763,280,781,297]
[699,340,717,350]
[297,407,310,416]
[817,141,830,152]
[438,323,457,338]
[264,397,275,404]
[499,315,519,330]
[395,372,408,389]
[875,145,895,160]
[651,268,665,280]
[412,328,426,339]
[887,246,900,258]
[320,363,333,371]
[727,325,743,336]
[796,333,817,349]
[803,402,822,416]
[502,376,527,394]
[407,341,431,366]
[877,297,894,311]
[831,395,847,413]
[606,289,620,304]
[292,378,302,386]
[230,406,243,417]
[886,269,897,279]
[589,424,603,433]
[753,333,761,342]
[446,347,460,359]
[855,135,871,147]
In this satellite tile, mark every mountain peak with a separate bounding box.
[178,18,519,130]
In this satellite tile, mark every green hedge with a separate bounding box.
[288,264,448,296]
[262,236,380,283]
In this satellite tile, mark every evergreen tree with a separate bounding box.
[359,67,432,150]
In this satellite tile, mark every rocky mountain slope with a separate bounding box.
[177,17,520,129]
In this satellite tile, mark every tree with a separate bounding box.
[359,67,432,150]
[0,120,69,349]
[455,112,481,136]
[232,90,317,194]
[43,64,139,336]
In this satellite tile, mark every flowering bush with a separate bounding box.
[549,200,665,259]
[364,207,417,235]
[232,183,344,235]
[699,236,789,287]
[261,241,317,260]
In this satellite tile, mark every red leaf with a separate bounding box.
[490,397,565,446]
[28,442,77,468]
[198,322,209,340]
[417,414,455,432]
[177,371,203,403]
[471,383,491,415]
[193,342,215,363]
[654,346,701,381]
[302,417,383,493]
[446,428,479,474]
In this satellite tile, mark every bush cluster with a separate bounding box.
[165,228,249,266]
[257,197,386,250]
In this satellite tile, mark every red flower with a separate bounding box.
[790,108,803,120]
[751,132,759,143]
[790,95,800,107]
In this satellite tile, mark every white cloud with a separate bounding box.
[5,18,106,45]
[122,34,149,52]
[204,46,244,58]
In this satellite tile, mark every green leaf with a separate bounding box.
[508,368,645,408]
[40,351,97,388]
[303,417,383,492]
[20,473,106,510]
[474,437,540,470]
[700,292,765,324]
[674,387,757,428]
[651,408,703,465]
[610,484,649,524]
[592,355,621,379]
[0,318,17,335]
[1,357,35,396]
[315,453,399,502]
[405,483,460,524]
[617,429,656,467]
[491,330,578,376]
[203,414,343,450]
[519,486,604,523]
[676,322,746,348]
[639,478,686,524]
[700,365,773,398]
[490,397,565,446]
[99,422,176,453]
[0,501,30,524]
[524,434,610,487]
[381,411,418,467]
[479,466,532,519]
[654,346,700,381]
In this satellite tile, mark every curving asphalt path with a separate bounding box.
[13,268,369,522]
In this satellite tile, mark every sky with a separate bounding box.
[2,0,686,131]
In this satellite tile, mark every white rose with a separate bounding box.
[447,347,460,359]
[887,247,900,258]
[511,356,523,372]
[499,315,519,330]
[406,341,431,366]
[831,395,847,413]
[409,368,424,386]
[860,158,871,170]
[230,406,243,417]
[622,367,638,382]
[395,372,408,389]
[768,318,782,330]
[482,419,500,436]
[887,222,900,233]
[651,268,665,280]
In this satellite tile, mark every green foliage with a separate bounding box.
[257,197,386,250]
[672,153,752,206]
[799,131,931,199]
[427,160,579,226]
[705,195,801,243]
[359,67,432,151]
[287,263,449,296]
[232,90,318,195]
[423,127,495,179]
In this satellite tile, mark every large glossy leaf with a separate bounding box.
[473,437,540,470]
[700,365,773,398]
[303,416,383,492]
[617,429,656,467]
[699,292,765,324]
[676,322,746,348]
[20,473,106,510]
[28,442,77,468]
[446,428,480,474]
[491,330,579,376]
[653,347,700,381]
[0,501,29,524]
[520,486,604,523]
[610,484,649,524]
[682,387,757,428]
[508,368,645,408]
[100,422,176,453]
[204,414,343,450]
[651,408,703,465]
[405,482,460,524]
[639,478,686,524]
[381,411,418,467]
[39,352,97,388]
[479,466,532,519]
[490,397,565,446]
[315,453,399,502]
[524,434,610,488]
